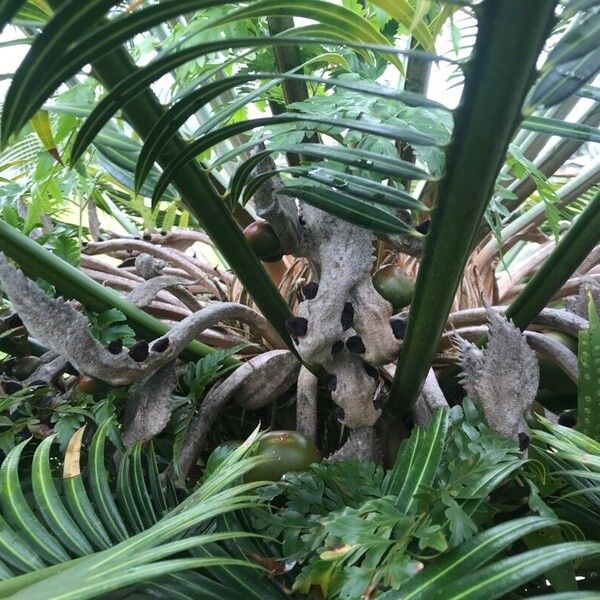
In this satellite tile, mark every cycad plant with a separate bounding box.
[1,0,600,597]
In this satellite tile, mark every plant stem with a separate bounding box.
[388,0,558,417]
[506,188,600,329]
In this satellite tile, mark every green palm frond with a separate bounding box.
[0,421,286,599]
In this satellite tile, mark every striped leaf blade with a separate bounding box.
[135,71,443,191]
[199,0,404,70]
[31,435,93,556]
[240,166,426,211]
[88,421,129,542]
[130,444,158,527]
[116,447,146,533]
[396,516,566,600]
[433,542,600,600]
[521,115,600,143]
[0,440,70,564]
[151,114,437,205]
[62,427,112,550]
[70,36,447,164]
[145,441,169,515]
[0,514,46,573]
[0,0,28,34]
[394,408,449,514]
[278,184,416,234]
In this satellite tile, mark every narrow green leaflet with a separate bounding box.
[394,409,449,513]
[200,0,405,70]
[528,48,600,110]
[395,517,566,600]
[545,12,600,67]
[0,514,45,573]
[1,1,245,141]
[0,440,70,564]
[231,143,434,201]
[429,542,600,600]
[88,421,129,542]
[31,436,94,557]
[276,185,416,234]
[135,72,444,191]
[1,0,119,140]
[70,37,449,164]
[578,295,600,440]
[521,115,600,143]
[240,166,426,211]
[0,0,29,35]
[384,427,424,496]
[151,115,436,205]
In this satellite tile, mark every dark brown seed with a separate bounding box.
[119,257,137,268]
[107,339,123,355]
[346,336,365,354]
[341,302,354,331]
[3,380,23,394]
[518,432,530,451]
[332,405,345,421]
[160,230,167,236]
[129,341,149,362]
[363,362,379,380]
[143,233,152,241]
[327,375,337,392]
[391,318,407,339]
[416,219,431,234]
[151,338,170,353]
[558,413,577,428]
[331,340,344,355]
[302,282,319,300]
[285,317,308,337]
[5,314,23,329]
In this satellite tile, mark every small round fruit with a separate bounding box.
[536,331,578,395]
[243,221,282,262]
[246,431,320,482]
[76,375,109,396]
[372,264,415,311]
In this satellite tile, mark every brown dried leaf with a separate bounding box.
[476,305,539,439]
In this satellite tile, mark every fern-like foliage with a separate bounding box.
[254,402,600,599]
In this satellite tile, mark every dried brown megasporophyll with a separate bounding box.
[0,253,283,386]
[456,304,539,440]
